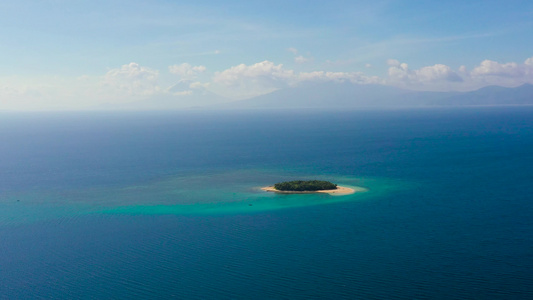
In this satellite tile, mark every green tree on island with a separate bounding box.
[274,180,337,191]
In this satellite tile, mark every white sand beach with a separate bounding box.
[261,185,356,195]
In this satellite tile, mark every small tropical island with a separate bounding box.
[261,180,356,195]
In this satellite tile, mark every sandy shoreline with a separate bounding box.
[261,185,356,195]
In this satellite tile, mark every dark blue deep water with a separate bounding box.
[1,108,532,299]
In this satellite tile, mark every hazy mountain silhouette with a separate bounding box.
[100,82,533,110]
[219,82,533,109]
[436,83,533,106]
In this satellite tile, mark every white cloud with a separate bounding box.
[385,56,533,91]
[387,61,410,80]
[168,63,207,79]
[386,60,463,90]
[213,61,295,87]
[211,61,295,98]
[526,57,533,75]
[4,56,533,110]
[471,60,521,77]
[0,62,215,110]
[213,60,381,90]
[102,62,160,97]
[99,62,212,107]
[467,56,533,87]
[416,64,463,82]
[210,60,383,99]
[294,55,310,64]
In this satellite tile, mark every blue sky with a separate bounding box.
[1,0,533,109]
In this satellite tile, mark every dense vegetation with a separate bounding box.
[274,180,337,191]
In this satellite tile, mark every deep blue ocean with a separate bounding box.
[1,108,532,299]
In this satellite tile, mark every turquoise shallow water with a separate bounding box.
[0,169,399,223]
[1,108,532,299]
[98,173,379,216]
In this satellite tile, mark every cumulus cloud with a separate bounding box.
[385,56,533,91]
[5,56,533,110]
[469,57,533,80]
[386,60,463,90]
[213,57,533,98]
[417,64,463,82]
[210,60,383,98]
[213,61,295,87]
[213,60,382,89]
[168,63,206,79]
[387,61,410,80]
[102,62,159,97]
[471,60,521,77]
[99,62,210,106]
[467,56,533,87]
[211,61,296,98]
[526,57,533,75]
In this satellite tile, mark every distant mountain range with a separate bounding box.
[101,82,533,110]
[218,82,533,109]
